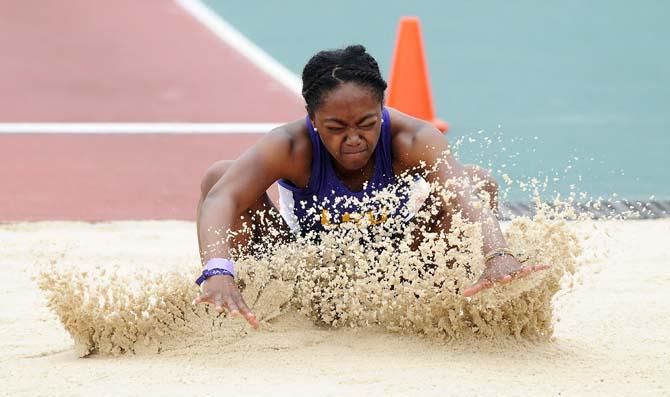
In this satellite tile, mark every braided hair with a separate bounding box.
[302,45,387,116]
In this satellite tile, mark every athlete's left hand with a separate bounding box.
[461,255,550,297]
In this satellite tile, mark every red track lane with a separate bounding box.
[0,0,303,121]
[1,0,305,221]
[0,134,278,221]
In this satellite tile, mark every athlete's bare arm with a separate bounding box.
[194,120,310,327]
[388,108,549,296]
[198,120,310,261]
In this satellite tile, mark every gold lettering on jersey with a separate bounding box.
[321,208,388,226]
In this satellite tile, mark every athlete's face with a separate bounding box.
[310,82,383,172]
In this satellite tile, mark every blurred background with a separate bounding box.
[1,0,668,220]
[207,0,670,202]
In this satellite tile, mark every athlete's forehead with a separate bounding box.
[323,112,378,125]
[314,82,382,124]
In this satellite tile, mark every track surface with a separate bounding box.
[1,134,265,220]
[0,0,303,221]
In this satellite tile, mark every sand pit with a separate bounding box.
[32,177,585,358]
[2,218,669,396]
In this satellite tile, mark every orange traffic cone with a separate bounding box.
[386,16,448,133]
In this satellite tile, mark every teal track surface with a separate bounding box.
[203,0,669,202]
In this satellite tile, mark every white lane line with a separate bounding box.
[0,123,280,134]
[175,0,302,96]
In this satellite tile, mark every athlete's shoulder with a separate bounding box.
[263,117,312,186]
[269,117,304,136]
[386,107,447,171]
[387,107,437,149]
[267,117,311,156]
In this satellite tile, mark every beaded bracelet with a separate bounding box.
[483,248,517,264]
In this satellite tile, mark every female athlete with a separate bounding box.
[194,45,549,328]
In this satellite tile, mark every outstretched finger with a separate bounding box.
[214,294,227,314]
[517,263,551,279]
[515,265,535,279]
[462,279,493,297]
[496,274,514,285]
[223,294,240,317]
[193,291,213,305]
[234,296,259,329]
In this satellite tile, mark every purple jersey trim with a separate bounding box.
[278,108,398,236]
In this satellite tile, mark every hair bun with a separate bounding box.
[345,44,367,56]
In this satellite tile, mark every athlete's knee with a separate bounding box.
[200,160,234,198]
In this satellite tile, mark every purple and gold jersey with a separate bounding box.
[277,108,428,236]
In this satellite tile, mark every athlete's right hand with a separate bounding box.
[193,274,260,329]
